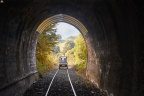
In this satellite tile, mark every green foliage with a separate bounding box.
[37,24,60,54]
[73,35,87,75]
[53,45,60,54]
[66,34,87,76]
[62,41,74,54]
[66,48,75,65]
[57,36,77,53]
[36,24,60,76]
[36,54,54,76]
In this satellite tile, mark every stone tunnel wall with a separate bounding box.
[80,2,121,95]
[85,35,101,88]
[0,3,39,95]
[0,0,144,96]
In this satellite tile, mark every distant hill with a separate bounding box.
[56,35,78,53]
[58,36,78,42]
[58,39,65,43]
[64,36,78,41]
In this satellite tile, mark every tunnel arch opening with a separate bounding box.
[34,14,101,87]
[36,21,88,76]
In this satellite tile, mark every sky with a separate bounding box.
[55,22,80,39]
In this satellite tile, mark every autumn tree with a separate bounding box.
[65,34,87,75]
[62,40,75,54]
[36,24,61,76]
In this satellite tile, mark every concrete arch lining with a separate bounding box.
[36,14,88,36]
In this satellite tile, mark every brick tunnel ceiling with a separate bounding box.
[36,14,88,36]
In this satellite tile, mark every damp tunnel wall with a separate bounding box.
[0,0,144,96]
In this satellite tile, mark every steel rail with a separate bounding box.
[67,69,77,96]
[45,69,59,96]
[45,69,77,96]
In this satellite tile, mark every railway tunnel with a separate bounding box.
[0,0,144,96]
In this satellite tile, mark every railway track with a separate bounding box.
[45,69,77,96]
[24,68,107,96]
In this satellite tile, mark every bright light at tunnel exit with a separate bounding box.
[55,22,80,39]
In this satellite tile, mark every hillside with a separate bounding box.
[56,36,78,53]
